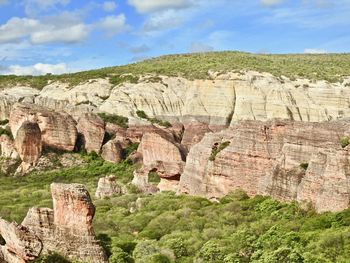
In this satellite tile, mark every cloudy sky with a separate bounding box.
[0,0,349,75]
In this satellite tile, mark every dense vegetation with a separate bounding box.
[0,154,349,263]
[98,112,129,129]
[136,110,172,128]
[1,52,350,89]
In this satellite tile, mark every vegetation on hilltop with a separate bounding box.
[0,153,349,263]
[1,52,350,89]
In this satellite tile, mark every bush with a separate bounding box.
[0,127,13,139]
[0,119,9,125]
[340,137,350,148]
[34,253,71,263]
[209,141,230,161]
[98,112,129,128]
[136,110,172,128]
[300,163,309,170]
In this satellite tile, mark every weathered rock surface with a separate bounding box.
[178,120,350,212]
[0,218,42,263]
[101,139,123,163]
[133,132,186,192]
[21,183,108,263]
[76,113,105,153]
[15,122,42,173]
[10,103,77,151]
[0,135,18,159]
[95,175,122,199]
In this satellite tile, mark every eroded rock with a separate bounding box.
[76,113,105,153]
[10,103,77,152]
[178,120,350,212]
[95,175,122,199]
[21,183,108,263]
[101,139,123,163]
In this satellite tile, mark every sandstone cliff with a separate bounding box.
[178,120,350,213]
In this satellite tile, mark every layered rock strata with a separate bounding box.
[178,120,350,212]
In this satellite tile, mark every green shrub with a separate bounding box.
[0,127,13,139]
[340,137,350,148]
[136,110,148,119]
[0,119,9,125]
[209,141,230,161]
[136,110,172,128]
[300,162,309,170]
[34,253,71,263]
[109,74,139,86]
[123,143,139,158]
[98,112,129,128]
[148,172,161,184]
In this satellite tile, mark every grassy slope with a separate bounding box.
[1,51,350,89]
[0,155,349,263]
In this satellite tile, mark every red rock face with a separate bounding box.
[51,183,95,232]
[101,139,123,163]
[10,103,77,152]
[20,183,108,263]
[181,121,212,151]
[178,120,350,212]
[15,121,42,166]
[76,113,105,153]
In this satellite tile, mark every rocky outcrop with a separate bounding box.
[0,218,42,263]
[95,175,123,199]
[101,139,123,163]
[21,183,107,263]
[0,135,18,159]
[178,120,350,212]
[133,132,186,192]
[15,122,42,173]
[76,113,105,153]
[10,103,77,152]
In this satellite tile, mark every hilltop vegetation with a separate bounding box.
[0,153,349,263]
[1,51,350,89]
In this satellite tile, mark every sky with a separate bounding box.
[0,0,349,75]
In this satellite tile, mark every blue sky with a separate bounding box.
[0,0,349,75]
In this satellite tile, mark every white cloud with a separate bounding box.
[103,1,117,12]
[0,17,40,43]
[97,14,128,37]
[261,0,285,6]
[304,48,328,54]
[0,14,89,44]
[142,10,185,32]
[24,0,70,16]
[30,24,89,44]
[128,0,192,13]
[189,42,214,53]
[3,63,68,75]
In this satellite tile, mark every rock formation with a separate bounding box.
[15,121,42,173]
[10,103,77,152]
[0,184,107,262]
[0,218,42,263]
[101,139,123,163]
[76,113,105,153]
[0,135,18,159]
[95,175,123,199]
[20,183,108,263]
[133,132,186,192]
[178,120,350,212]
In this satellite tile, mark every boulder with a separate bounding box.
[178,120,350,212]
[22,183,108,263]
[15,122,42,170]
[101,140,123,163]
[10,103,77,152]
[95,175,122,199]
[76,113,105,153]
[0,135,18,159]
[0,218,42,263]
